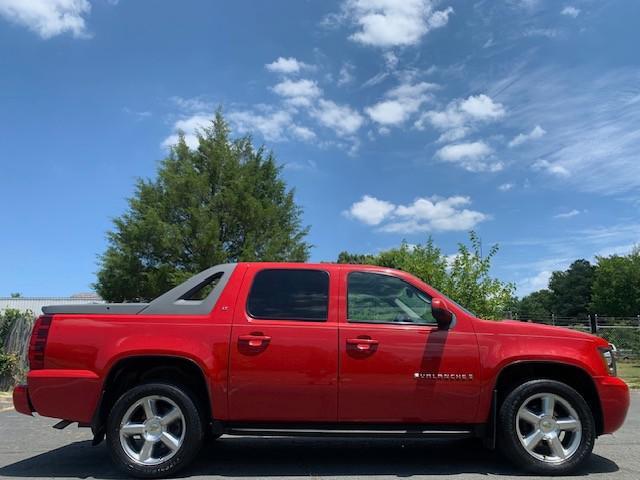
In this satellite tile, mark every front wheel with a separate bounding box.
[106,383,204,478]
[498,379,595,475]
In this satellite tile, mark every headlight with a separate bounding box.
[598,345,617,376]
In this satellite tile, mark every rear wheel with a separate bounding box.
[106,383,203,478]
[498,379,595,475]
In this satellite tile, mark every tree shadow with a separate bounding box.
[0,437,619,479]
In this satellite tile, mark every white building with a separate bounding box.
[0,293,104,316]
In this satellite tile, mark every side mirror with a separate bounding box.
[431,297,453,330]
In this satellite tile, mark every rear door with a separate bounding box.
[338,269,481,424]
[228,265,338,422]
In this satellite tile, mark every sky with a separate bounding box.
[1,0,639,298]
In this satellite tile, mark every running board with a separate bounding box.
[224,425,475,439]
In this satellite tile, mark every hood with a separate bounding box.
[475,318,607,344]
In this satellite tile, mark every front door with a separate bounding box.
[228,266,338,422]
[338,270,481,424]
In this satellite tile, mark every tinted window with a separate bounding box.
[247,269,329,321]
[348,272,436,325]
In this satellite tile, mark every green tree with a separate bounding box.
[590,248,640,316]
[95,112,310,302]
[337,232,514,319]
[0,308,29,389]
[548,259,595,317]
[517,289,554,319]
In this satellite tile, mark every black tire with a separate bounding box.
[106,383,204,478]
[498,379,595,475]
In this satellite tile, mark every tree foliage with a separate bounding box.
[95,112,310,302]
[0,309,29,388]
[590,248,640,316]
[517,289,554,319]
[548,259,595,317]
[515,247,640,318]
[337,232,515,319]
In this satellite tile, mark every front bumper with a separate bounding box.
[595,376,630,434]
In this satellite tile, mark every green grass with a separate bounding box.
[617,361,640,389]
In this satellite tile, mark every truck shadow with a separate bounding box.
[0,437,619,479]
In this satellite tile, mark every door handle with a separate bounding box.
[346,338,379,351]
[238,334,272,348]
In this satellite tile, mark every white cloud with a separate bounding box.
[272,79,322,107]
[311,99,364,135]
[337,62,355,86]
[345,195,488,233]
[170,96,214,113]
[344,195,395,225]
[290,124,316,141]
[163,109,316,148]
[162,114,212,149]
[123,107,152,120]
[518,270,551,296]
[435,141,503,172]
[342,0,454,48]
[488,67,640,194]
[362,71,389,88]
[228,109,313,142]
[509,125,546,147]
[524,28,559,38]
[498,182,515,191]
[265,57,313,74]
[383,51,399,69]
[554,209,581,219]
[459,94,506,120]
[437,127,470,143]
[532,159,570,177]
[0,0,91,39]
[415,94,505,140]
[561,6,580,18]
[365,81,436,126]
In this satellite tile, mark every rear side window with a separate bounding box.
[247,269,329,321]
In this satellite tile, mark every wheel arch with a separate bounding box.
[92,355,213,439]
[493,360,604,435]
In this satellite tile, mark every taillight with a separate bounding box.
[28,315,52,370]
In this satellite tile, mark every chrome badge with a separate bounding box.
[414,372,474,381]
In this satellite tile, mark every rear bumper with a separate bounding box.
[16,370,102,424]
[595,376,630,434]
[12,385,34,416]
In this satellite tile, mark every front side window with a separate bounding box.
[247,269,329,321]
[347,271,436,325]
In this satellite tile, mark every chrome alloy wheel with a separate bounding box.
[119,395,186,466]
[516,392,582,464]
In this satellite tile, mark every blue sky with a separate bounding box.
[1,0,639,297]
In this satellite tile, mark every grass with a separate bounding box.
[617,361,640,389]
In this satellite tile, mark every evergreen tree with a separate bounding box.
[96,112,310,301]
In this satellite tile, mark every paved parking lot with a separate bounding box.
[0,392,638,480]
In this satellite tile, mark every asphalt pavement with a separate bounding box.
[1,392,638,480]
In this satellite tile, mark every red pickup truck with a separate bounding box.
[13,262,629,477]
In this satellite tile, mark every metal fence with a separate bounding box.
[507,313,640,359]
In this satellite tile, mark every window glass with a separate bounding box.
[348,272,436,325]
[247,269,329,321]
[180,272,223,301]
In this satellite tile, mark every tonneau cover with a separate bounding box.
[41,263,237,316]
